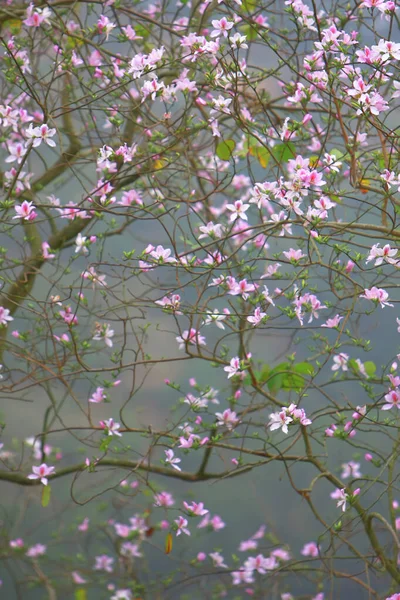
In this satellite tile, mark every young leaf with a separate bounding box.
[41,485,51,508]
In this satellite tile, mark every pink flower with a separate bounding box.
[114,523,131,538]
[78,517,89,531]
[209,551,228,568]
[268,410,293,434]
[210,17,234,38]
[26,543,46,557]
[232,570,255,585]
[197,514,226,531]
[42,242,55,259]
[382,389,400,410]
[0,307,13,326]
[183,501,208,516]
[301,542,319,557]
[164,449,181,471]
[102,418,122,436]
[89,387,106,404]
[226,200,250,222]
[366,243,398,266]
[247,306,267,327]
[215,408,240,430]
[27,463,55,485]
[244,554,278,574]
[176,328,206,350]
[332,488,348,512]
[224,356,242,379]
[239,539,258,552]
[93,323,114,347]
[97,14,116,40]
[360,286,394,311]
[59,306,78,326]
[94,555,114,572]
[13,200,37,221]
[331,353,349,372]
[24,3,51,27]
[25,123,56,147]
[71,572,87,584]
[321,314,343,328]
[283,248,306,262]
[175,516,190,536]
[341,461,361,479]
[154,491,175,507]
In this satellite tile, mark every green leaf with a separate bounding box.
[75,590,87,600]
[216,139,236,161]
[293,362,314,376]
[271,142,296,163]
[41,485,51,507]
[364,361,376,377]
[281,372,304,391]
[267,362,289,393]
[259,364,271,383]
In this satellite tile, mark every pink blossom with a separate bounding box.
[93,323,114,347]
[27,463,55,485]
[102,418,122,436]
[382,389,400,410]
[321,314,343,328]
[226,200,250,222]
[283,248,306,262]
[175,515,190,536]
[268,410,293,434]
[59,306,78,326]
[301,541,319,557]
[232,570,255,585]
[164,449,181,471]
[42,242,55,259]
[94,554,114,572]
[26,543,47,557]
[154,491,175,507]
[13,200,37,221]
[244,554,278,574]
[247,306,267,327]
[209,551,228,568]
[224,356,242,379]
[71,572,87,584]
[215,408,240,430]
[183,501,208,516]
[78,517,89,532]
[176,328,206,350]
[0,307,13,326]
[341,461,361,479]
[24,3,51,27]
[210,18,234,38]
[89,387,106,404]
[331,353,349,372]
[25,123,56,147]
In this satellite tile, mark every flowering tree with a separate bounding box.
[0,0,400,598]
